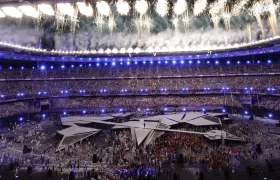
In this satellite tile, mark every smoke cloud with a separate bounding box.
[0,17,276,51]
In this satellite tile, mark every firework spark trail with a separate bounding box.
[96,15,104,34]
[108,15,115,36]
[172,17,179,33]
[209,0,227,16]
[134,0,150,35]
[211,15,220,29]
[223,5,230,31]
[246,23,252,42]
[209,0,227,28]
[182,11,189,31]
[251,2,264,38]
[70,8,78,33]
[267,0,277,36]
[231,0,249,16]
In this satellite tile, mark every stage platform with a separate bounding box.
[57,112,241,149]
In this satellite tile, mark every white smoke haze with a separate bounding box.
[53,21,273,51]
[0,18,276,51]
[0,24,41,47]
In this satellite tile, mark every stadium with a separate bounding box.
[0,0,279,179]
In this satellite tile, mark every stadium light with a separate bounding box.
[63,112,67,115]
[237,61,240,64]
[42,114,46,118]
[96,63,100,67]
[134,61,138,65]
[257,60,260,64]
[222,109,226,113]
[267,60,271,64]
[189,60,192,64]
[61,65,65,69]
[21,66,24,70]
[19,117,23,121]
[82,110,86,114]
[9,66,12,70]
[206,61,210,64]
[158,60,161,64]
[50,66,54,69]
[101,109,105,113]
[172,60,176,64]
[40,65,46,70]
[268,113,273,118]
[112,62,116,66]
[165,60,168,64]
[226,60,230,64]
[244,111,248,115]
[197,60,201,64]
[120,108,123,112]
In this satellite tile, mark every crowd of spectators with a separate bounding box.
[0,63,279,79]
[0,64,278,97]
[0,62,278,118]
[0,113,279,179]
[0,76,278,96]
[52,96,241,109]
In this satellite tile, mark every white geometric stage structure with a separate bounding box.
[61,116,115,126]
[204,130,242,141]
[57,112,240,150]
[56,125,101,151]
